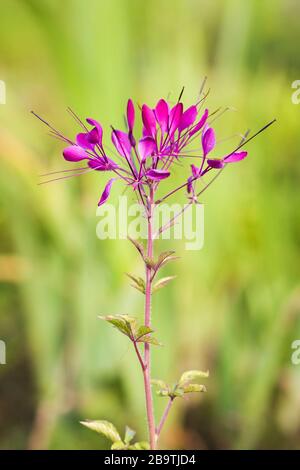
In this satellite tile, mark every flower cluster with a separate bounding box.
[58,95,248,206]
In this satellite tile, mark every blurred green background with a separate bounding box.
[1,0,300,450]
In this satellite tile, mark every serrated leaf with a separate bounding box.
[172,388,185,398]
[98,314,136,338]
[128,441,150,450]
[111,441,126,450]
[153,276,176,292]
[182,384,207,393]
[156,251,176,269]
[158,255,180,269]
[126,273,145,294]
[136,325,154,340]
[124,426,136,444]
[151,379,168,390]
[157,389,170,397]
[80,420,121,443]
[138,335,163,346]
[179,369,209,385]
[128,236,145,258]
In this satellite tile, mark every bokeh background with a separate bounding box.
[1,0,300,450]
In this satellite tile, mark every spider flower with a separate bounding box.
[36,91,249,206]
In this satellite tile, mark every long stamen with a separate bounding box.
[156,120,276,204]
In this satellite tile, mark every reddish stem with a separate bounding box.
[143,186,156,450]
[156,397,174,440]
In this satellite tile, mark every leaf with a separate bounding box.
[136,325,154,340]
[98,314,136,338]
[151,379,168,390]
[156,251,178,270]
[144,256,156,269]
[124,426,136,444]
[153,276,176,292]
[80,420,121,443]
[128,441,150,450]
[111,441,126,450]
[179,369,209,385]
[126,273,145,294]
[138,335,163,346]
[156,389,170,397]
[127,236,145,259]
[182,384,207,393]
[171,387,185,398]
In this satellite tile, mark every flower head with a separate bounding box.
[35,88,256,207]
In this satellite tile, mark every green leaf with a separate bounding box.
[124,426,136,444]
[98,314,136,338]
[128,441,150,450]
[80,420,121,443]
[127,236,145,259]
[136,325,154,340]
[179,369,209,385]
[182,384,207,393]
[156,251,178,269]
[151,379,168,390]
[171,387,185,398]
[138,335,163,346]
[157,389,170,397]
[153,276,176,292]
[126,273,146,294]
[111,441,126,450]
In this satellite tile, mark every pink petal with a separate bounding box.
[142,104,157,138]
[98,178,115,206]
[207,158,225,169]
[111,129,131,158]
[127,99,135,132]
[179,105,197,132]
[63,145,88,162]
[191,164,200,178]
[155,99,169,133]
[225,150,248,163]
[88,157,118,171]
[138,137,156,162]
[146,169,170,181]
[76,132,94,150]
[169,103,183,136]
[189,108,209,137]
[86,118,103,146]
[202,127,216,156]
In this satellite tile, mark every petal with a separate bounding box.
[179,105,197,132]
[63,145,89,162]
[86,118,103,146]
[138,137,156,162]
[88,158,106,171]
[76,132,94,150]
[146,169,170,181]
[225,150,248,163]
[111,129,131,158]
[207,158,225,169]
[169,103,183,136]
[127,99,135,132]
[202,127,216,156]
[189,108,209,137]
[155,99,169,133]
[98,178,115,206]
[191,164,200,178]
[142,104,157,138]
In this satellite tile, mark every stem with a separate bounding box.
[156,398,174,440]
[143,186,156,450]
